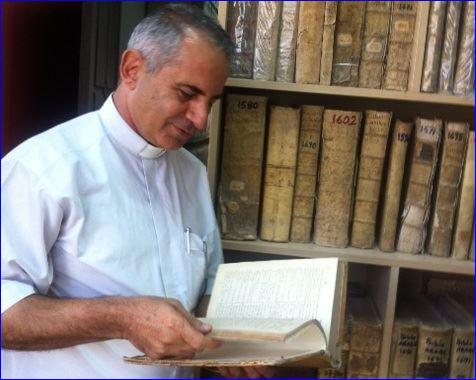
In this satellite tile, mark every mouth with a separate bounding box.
[171,123,194,140]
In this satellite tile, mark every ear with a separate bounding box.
[119,50,145,90]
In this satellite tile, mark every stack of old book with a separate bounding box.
[421,1,474,97]
[390,295,474,378]
[217,93,475,261]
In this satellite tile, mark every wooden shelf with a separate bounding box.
[222,239,475,276]
[225,78,475,107]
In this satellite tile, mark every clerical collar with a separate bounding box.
[99,94,166,159]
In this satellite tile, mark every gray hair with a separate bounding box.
[127,4,234,73]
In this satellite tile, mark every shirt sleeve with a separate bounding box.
[203,227,223,295]
[1,159,63,313]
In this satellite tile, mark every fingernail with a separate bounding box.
[200,322,212,332]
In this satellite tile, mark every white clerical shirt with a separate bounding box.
[1,95,223,378]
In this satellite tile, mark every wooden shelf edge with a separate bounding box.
[225,78,475,107]
[222,240,475,276]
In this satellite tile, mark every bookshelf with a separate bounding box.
[207,2,475,378]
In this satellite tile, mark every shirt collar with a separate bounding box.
[99,94,166,159]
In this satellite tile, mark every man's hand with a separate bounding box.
[123,296,220,359]
[216,366,276,378]
[2,294,219,360]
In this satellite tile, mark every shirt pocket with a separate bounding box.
[183,230,207,309]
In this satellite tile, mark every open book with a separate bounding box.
[124,258,347,368]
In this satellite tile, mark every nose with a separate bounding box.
[185,101,209,131]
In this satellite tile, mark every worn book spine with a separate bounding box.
[421,2,448,93]
[347,351,380,377]
[331,2,366,87]
[319,1,338,86]
[275,1,299,83]
[451,131,475,259]
[438,2,463,93]
[434,297,474,379]
[378,120,413,252]
[295,2,325,84]
[413,297,452,379]
[260,106,301,242]
[358,2,391,89]
[253,1,282,81]
[314,110,362,248]
[351,111,392,248]
[389,315,419,377]
[290,106,324,243]
[426,122,469,257]
[383,2,418,91]
[396,118,443,254]
[453,2,475,96]
[226,1,258,79]
[218,95,268,240]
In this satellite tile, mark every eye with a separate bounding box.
[179,89,194,101]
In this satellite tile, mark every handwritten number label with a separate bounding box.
[332,114,357,125]
[237,101,258,110]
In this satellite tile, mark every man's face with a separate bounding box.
[126,35,229,150]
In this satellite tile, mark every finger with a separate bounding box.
[243,366,261,378]
[255,366,276,378]
[188,315,213,334]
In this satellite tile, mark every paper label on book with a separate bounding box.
[337,33,353,47]
[365,40,383,54]
[395,20,410,33]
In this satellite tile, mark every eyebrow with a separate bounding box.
[177,84,223,100]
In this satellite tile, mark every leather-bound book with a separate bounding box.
[314,109,362,248]
[319,1,338,86]
[218,95,268,240]
[260,106,301,242]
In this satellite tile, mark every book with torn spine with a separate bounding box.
[124,258,347,368]
[218,95,268,241]
[396,118,443,254]
[378,120,413,252]
[426,122,469,257]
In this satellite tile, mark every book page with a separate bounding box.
[207,258,339,341]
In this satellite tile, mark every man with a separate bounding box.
[1,5,272,378]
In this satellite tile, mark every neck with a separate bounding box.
[111,88,139,135]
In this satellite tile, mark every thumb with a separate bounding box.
[190,317,213,334]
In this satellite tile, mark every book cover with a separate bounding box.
[451,131,475,259]
[295,2,325,84]
[378,120,413,252]
[453,1,475,96]
[351,110,392,248]
[397,118,443,254]
[260,106,301,242]
[358,2,391,89]
[331,2,366,87]
[438,2,463,93]
[314,110,362,248]
[383,2,417,91]
[426,122,469,257]
[218,95,268,241]
[290,105,323,243]
[253,1,282,81]
[226,1,258,79]
[275,1,299,83]
[319,1,338,86]
[421,1,447,93]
